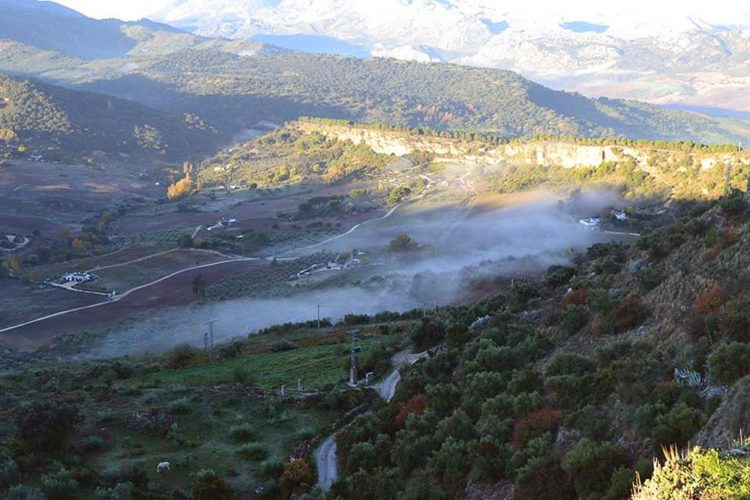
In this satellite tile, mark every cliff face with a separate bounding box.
[294,120,750,171]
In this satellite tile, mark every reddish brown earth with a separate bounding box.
[112,184,358,236]
[0,259,268,351]
[0,275,101,329]
[0,160,161,237]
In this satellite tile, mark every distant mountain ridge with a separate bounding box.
[149,0,750,113]
[0,0,748,149]
[0,0,268,59]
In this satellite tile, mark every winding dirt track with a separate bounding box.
[0,198,413,351]
[0,259,265,351]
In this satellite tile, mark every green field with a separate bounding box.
[133,336,387,390]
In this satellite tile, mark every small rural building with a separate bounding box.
[578,217,600,228]
[62,272,95,283]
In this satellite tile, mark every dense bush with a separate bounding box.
[191,470,231,500]
[237,443,268,461]
[14,401,82,454]
[40,468,78,500]
[0,456,20,490]
[165,344,205,369]
[562,439,630,499]
[228,423,256,443]
[546,265,576,286]
[410,318,445,351]
[558,305,589,336]
[708,342,750,385]
[7,485,45,500]
[651,403,705,450]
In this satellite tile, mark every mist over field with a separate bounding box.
[82,191,628,358]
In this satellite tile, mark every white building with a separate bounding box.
[62,272,94,283]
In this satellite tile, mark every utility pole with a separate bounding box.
[349,329,361,386]
[317,304,321,329]
[725,161,732,197]
[206,320,217,362]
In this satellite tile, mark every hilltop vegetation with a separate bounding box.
[199,127,393,188]
[0,74,219,159]
[200,120,750,202]
[92,50,750,145]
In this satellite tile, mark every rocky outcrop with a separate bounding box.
[294,120,750,171]
[695,378,750,449]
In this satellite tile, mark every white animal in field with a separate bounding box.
[157,461,171,473]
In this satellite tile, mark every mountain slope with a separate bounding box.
[0,73,219,158]
[0,0,268,60]
[150,0,750,113]
[84,50,750,145]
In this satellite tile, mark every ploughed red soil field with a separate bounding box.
[0,276,102,329]
[0,259,268,351]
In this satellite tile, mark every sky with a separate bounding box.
[52,0,750,24]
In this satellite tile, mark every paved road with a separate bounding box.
[371,350,429,402]
[315,435,338,491]
[316,349,428,491]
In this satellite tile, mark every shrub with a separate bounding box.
[638,266,664,291]
[610,297,650,333]
[228,423,256,443]
[558,305,589,336]
[389,234,418,252]
[0,457,20,490]
[259,458,284,479]
[269,340,297,352]
[168,398,192,415]
[237,443,268,461]
[40,468,78,500]
[166,344,204,369]
[14,401,82,453]
[546,265,576,286]
[394,394,428,429]
[8,485,45,500]
[546,354,595,377]
[192,469,231,500]
[231,367,256,386]
[80,435,105,452]
[511,409,561,449]
[632,445,750,499]
[411,317,445,351]
[279,459,314,497]
[564,288,588,305]
[94,482,134,500]
[651,403,705,450]
[513,454,576,500]
[719,195,747,215]
[708,342,750,385]
[562,439,630,499]
[693,285,727,315]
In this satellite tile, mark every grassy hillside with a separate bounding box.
[1,194,749,498]
[0,74,220,159]
[328,193,750,499]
